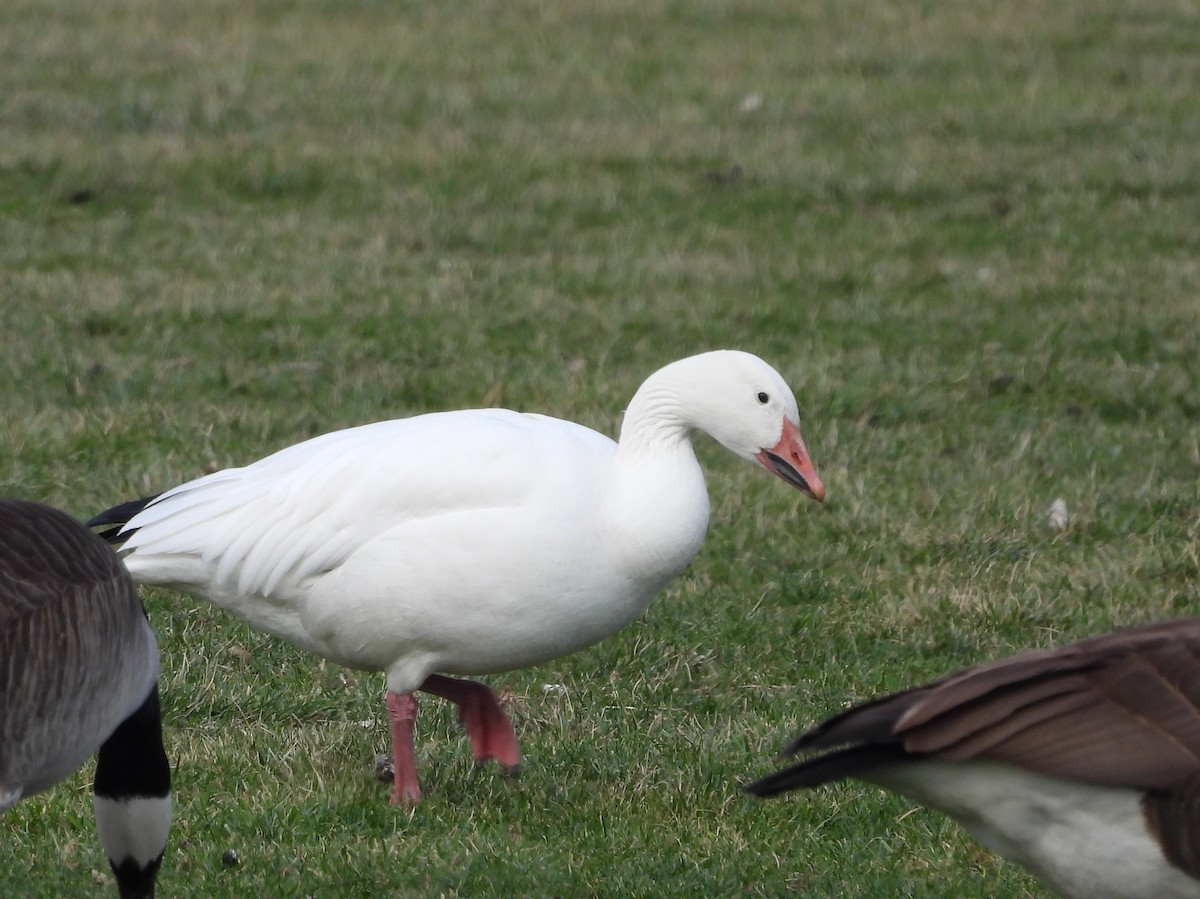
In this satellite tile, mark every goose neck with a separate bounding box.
[616,379,693,460]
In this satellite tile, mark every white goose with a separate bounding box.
[92,350,825,804]
[746,619,1200,899]
[1,498,171,899]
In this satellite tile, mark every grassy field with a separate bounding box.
[2,0,1198,895]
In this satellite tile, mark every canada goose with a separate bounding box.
[90,351,824,804]
[1,498,170,899]
[746,619,1200,899]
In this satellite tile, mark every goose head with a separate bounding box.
[624,350,826,503]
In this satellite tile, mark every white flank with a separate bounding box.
[875,760,1200,899]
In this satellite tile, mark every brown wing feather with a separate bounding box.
[1143,771,1200,879]
[775,619,1200,791]
[897,627,1200,789]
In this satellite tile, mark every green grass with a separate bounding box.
[3,0,1199,895]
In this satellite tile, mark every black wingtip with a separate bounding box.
[88,495,158,544]
[743,768,804,798]
[745,744,910,798]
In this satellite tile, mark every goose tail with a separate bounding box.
[87,496,158,545]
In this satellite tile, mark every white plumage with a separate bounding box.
[98,350,824,802]
[878,760,1200,899]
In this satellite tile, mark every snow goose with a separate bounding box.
[1,498,170,899]
[746,619,1200,899]
[91,350,825,804]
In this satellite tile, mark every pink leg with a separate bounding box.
[385,691,423,805]
[419,674,522,774]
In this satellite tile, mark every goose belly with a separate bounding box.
[873,760,1200,899]
[124,541,653,676]
[295,512,689,685]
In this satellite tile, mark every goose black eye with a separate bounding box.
[756,391,769,404]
